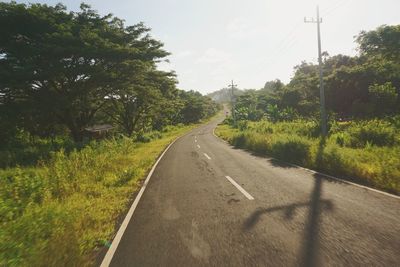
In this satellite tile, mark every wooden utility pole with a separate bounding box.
[305,6,327,136]
[228,80,237,123]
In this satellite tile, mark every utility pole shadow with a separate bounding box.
[299,136,327,267]
[243,137,332,266]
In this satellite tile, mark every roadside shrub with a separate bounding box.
[388,115,400,129]
[328,120,353,136]
[270,136,311,165]
[0,131,78,169]
[215,119,400,194]
[136,131,163,143]
[231,120,248,130]
[161,124,184,133]
[250,120,274,134]
[222,117,234,125]
[232,133,247,148]
[242,132,270,154]
[214,124,239,143]
[347,120,396,147]
[368,82,398,115]
[295,120,320,137]
[330,132,352,147]
[0,203,81,267]
[316,145,348,174]
[0,168,46,222]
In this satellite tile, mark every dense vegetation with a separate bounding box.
[0,125,199,266]
[0,2,219,145]
[216,118,400,193]
[213,25,399,120]
[0,2,219,265]
[216,24,400,194]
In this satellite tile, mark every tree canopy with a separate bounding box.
[228,24,400,122]
[0,2,219,143]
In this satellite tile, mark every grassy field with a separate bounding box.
[0,124,196,266]
[215,119,400,194]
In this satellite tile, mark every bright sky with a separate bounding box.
[10,0,400,94]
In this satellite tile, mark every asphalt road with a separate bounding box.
[107,116,400,267]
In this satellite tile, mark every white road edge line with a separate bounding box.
[225,176,254,200]
[100,137,180,267]
[203,153,211,160]
[212,128,217,138]
[283,162,400,200]
[212,126,228,144]
[213,127,400,200]
[197,144,201,149]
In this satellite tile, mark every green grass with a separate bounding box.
[0,132,78,169]
[0,124,195,266]
[215,119,400,194]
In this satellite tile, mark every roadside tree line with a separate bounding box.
[213,24,400,194]
[0,2,219,144]
[212,24,400,123]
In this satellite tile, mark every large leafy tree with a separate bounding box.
[284,25,400,118]
[0,3,173,141]
[356,25,400,61]
[179,90,219,124]
[104,63,176,136]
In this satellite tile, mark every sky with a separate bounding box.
[8,0,400,94]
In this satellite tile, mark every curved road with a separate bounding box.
[106,116,400,266]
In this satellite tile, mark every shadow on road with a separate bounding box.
[299,137,327,267]
[267,158,299,169]
[242,193,333,231]
[243,137,335,266]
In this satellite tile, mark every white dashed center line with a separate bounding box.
[203,153,211,160]
[225,176,254,200]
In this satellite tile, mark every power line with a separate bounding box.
[255,23,304,76]
[256,1,349,86]
[273,24,303,54]
[321,0,351,17]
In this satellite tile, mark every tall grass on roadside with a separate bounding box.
[0,125,193,266]
[215,118,400,194]
[0,131,77,169]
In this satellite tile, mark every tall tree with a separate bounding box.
[356,25,400,61]
[0,3,171,141]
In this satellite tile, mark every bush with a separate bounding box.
[270,136,311,165]
[236,120,248,131]
[331,132,352,147]
[0,132,77,168]
[1,203,82,267]
[368,82,398,115]
[215,118,400,194]
[347,120,396,147]
[315,145,348,174]
[251,120,274,134]
[0,168,46,222]
[388,115,400,129]
[136,131,163,143]
[232,133,247,148]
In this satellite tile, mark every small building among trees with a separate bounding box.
[84,124,114,139]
